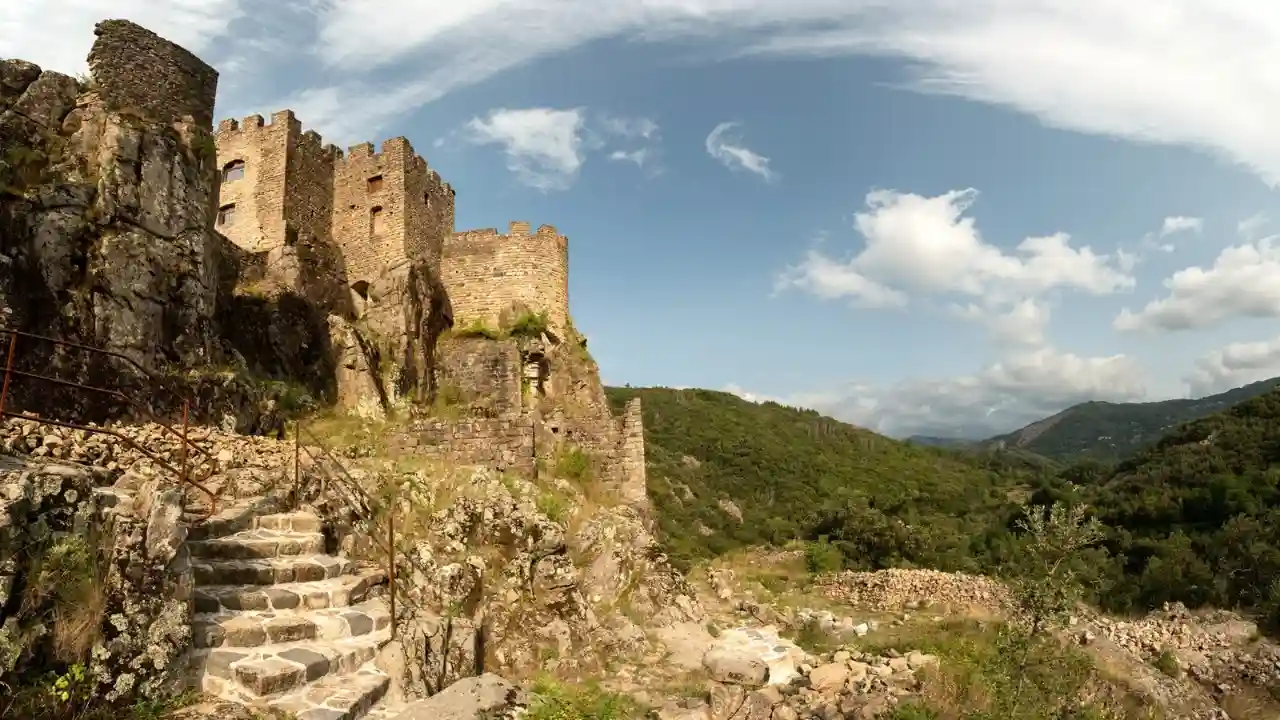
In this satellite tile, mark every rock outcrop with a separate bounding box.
[0,21,225,385]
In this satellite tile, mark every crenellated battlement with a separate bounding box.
[444,221,570,333]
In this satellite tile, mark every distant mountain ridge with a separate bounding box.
[981,376,1280,462]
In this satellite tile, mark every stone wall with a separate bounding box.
[436,337,524,418]
[618,397,648,509]
[213,114,288,253]
[87,19,218,127]
[332,137,450,285]
[444,222,570,335]
[399,417,536,476]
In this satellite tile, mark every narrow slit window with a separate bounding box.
[367,175,383,193]
[222,160,245,182]
[423,192,431,209]
[217,203,236,225]
[370,206,385,235]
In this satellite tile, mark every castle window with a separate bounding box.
[367,175,383,193]
[222,160,245,182]
[423,193,431,209]
[370,206,385,235]
[217,203,236,225]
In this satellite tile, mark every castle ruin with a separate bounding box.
[210,102,636,501]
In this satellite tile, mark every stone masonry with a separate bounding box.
[443,222,571,336]
[213,115,456,293]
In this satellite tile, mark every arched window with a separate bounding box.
[222,160,245,182]
[370,206,385,235]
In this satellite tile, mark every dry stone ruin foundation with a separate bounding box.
[0,16,671,720]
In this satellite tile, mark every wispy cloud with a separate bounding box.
[20,1,1280,186]
[1160,215,1203,236]
[705,121,776,181]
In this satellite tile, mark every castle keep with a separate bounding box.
[212,108,636,498]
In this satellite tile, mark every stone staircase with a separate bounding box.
[187,499,402,719]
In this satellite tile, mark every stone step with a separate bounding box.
[189,496,291,541]
[199,632,388,699]
[194,570,386,614]
[361,700,407,720]
[267,662,391,720]
[189,528,327,560]
[193,598,391,649]
[194,554,351,586]
[254,511,323,533]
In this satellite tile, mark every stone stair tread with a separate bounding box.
[361,698,407,720]
[194,569,387,613]
[188,527,326,559]
[267,662,391,720]
[194,554,351,586]
[202,632,389,699]
[193,598,390,648]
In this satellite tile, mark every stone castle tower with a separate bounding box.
[212,112,569,333]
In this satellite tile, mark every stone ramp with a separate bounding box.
[190,505,394,718]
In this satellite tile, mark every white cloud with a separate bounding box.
[1114,237,1280,332]
[950,298,1050,347]
[1186,336,1280,396]
[776,189,1133,343]
[731,347,1146,439]
[609,149,652,167]
[1238,212,1270,240]
[461,108,587,191]
[1160,215,1202,236]
[705,122,775,181]
[199,0,1280,186]
[27,3,1280,187]
[451,108,660,189]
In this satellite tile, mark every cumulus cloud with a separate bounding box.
[705,122,775,181]
[775,189,1133,343]
[1114,237,1280,332]
[729,347,1147,438]
[1161,215,1203,237]
[460,107,587,191]
[1186,336,1280,396]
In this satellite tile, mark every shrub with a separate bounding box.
[804,538,843,575]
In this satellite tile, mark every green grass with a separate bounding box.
[525,678,644,720]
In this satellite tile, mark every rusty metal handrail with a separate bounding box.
[0,327,218,518]
[291,422,403,637]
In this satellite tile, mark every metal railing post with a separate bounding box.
[0,332,17,416]
[293,421,301,507]
[179,399,190,487]
[388,508,397,639]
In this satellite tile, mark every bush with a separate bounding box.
[804,538,843,575]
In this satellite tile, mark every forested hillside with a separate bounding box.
[1042,386,1280,621]
[983,376,1280,462]
[612,384,1280,626]
[604,386,1039,572]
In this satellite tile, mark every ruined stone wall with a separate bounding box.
[87,19,219,127]
[399,417,536,476]
[618,398,649,509]
[443,222,570,334]
[436,338,524,418]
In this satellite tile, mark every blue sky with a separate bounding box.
[10,1,1280,439]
